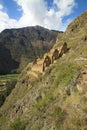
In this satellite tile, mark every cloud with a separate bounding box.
[0,4,17,32]
[0,0,77,32]
[0,4,3,10]
[54,0,76,15]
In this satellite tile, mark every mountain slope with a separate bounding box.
[0,26,59,74]
[0,11,87,130]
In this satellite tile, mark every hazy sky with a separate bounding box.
[0,0,87,32]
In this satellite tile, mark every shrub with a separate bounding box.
[9,118,27,130]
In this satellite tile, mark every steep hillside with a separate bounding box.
[0,11,87,130]
[0,26,59,74]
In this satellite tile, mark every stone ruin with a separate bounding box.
[52,49,59,64]
[43,55,51,72]
[42,42,69,72]
[59,42,68,57]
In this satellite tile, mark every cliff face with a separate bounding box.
[0,26,59,74]
[0,11,87,130]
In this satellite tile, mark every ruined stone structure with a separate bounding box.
[59,42,68,57]
[41,42,69,72]
[43,55,51,71]
[52,49,59,63]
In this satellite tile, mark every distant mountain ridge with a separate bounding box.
[0,26,60,74]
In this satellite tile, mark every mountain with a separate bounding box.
[0,11,87,130]
[0,26,59,74]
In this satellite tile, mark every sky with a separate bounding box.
[0,0,87,32]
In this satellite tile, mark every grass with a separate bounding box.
[52,62,79,89]
[8,118,27,130]
[32,60,79,117]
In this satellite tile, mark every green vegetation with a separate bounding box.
[53,62,78,87]
[8,118,27,130]
[0,74,19,83]
[51,106,67,129]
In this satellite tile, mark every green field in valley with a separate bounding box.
[0,74,19,87]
